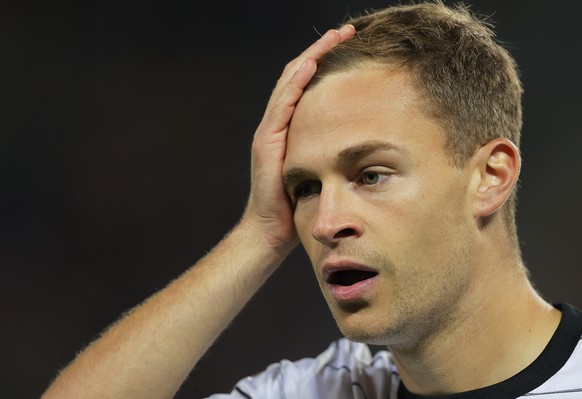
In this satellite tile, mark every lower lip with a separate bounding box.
[328,275,379,302]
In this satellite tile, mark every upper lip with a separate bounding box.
[321,259,378,283]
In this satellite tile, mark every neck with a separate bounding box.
[389,257,561,395]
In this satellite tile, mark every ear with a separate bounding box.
[471,138,521,219]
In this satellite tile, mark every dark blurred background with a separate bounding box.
[1,0,581,397]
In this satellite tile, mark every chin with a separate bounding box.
[339,321,414,347]
[332,307,403,346]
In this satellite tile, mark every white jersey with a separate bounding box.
[208,303,582,399]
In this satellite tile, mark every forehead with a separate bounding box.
[285,67,445,166]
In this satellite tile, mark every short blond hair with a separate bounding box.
[310,1,523,240]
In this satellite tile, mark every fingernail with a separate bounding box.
[338,24,355,35]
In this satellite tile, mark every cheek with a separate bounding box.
[400,191,471,269]
[375,182,468,264]
[293,206,318,257]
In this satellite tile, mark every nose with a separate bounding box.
[311,186,362,245]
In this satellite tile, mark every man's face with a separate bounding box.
[283,67,479,347]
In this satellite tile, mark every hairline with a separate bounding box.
[306,60,471,169]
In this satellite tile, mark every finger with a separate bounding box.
[299,25,355,65]
[262,57,317,136]
[337,23,357,40]
[281,24,356,86]
[266,24,355,114]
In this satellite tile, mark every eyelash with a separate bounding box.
[293,181,321,200]
[292,169,391,201]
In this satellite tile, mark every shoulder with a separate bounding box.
[207,338,398,399]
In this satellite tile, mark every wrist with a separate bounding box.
[236,212,299,262]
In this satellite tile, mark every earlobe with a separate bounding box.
[472,138,521,219]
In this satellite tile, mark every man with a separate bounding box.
[43,2,582,398]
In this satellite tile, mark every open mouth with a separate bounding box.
[326,270,378,286]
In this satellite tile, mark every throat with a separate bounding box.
[390,296,563,396]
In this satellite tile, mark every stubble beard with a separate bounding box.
[318,231,474,351]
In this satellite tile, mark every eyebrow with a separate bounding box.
[335,140,405,163]
[282,140,405,194]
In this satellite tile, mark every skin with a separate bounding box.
[41,25,356,399]
[284,65,561,394]
[42,25,561,398]
[285,66,476,346]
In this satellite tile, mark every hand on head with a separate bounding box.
[242,24,356,256]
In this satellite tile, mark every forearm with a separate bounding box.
[42,25,355,399]
[42,222,291,399]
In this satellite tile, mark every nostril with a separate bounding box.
[333,228,356,239]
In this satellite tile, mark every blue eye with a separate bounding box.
[294,181,321,199]
[362,171,380,185]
